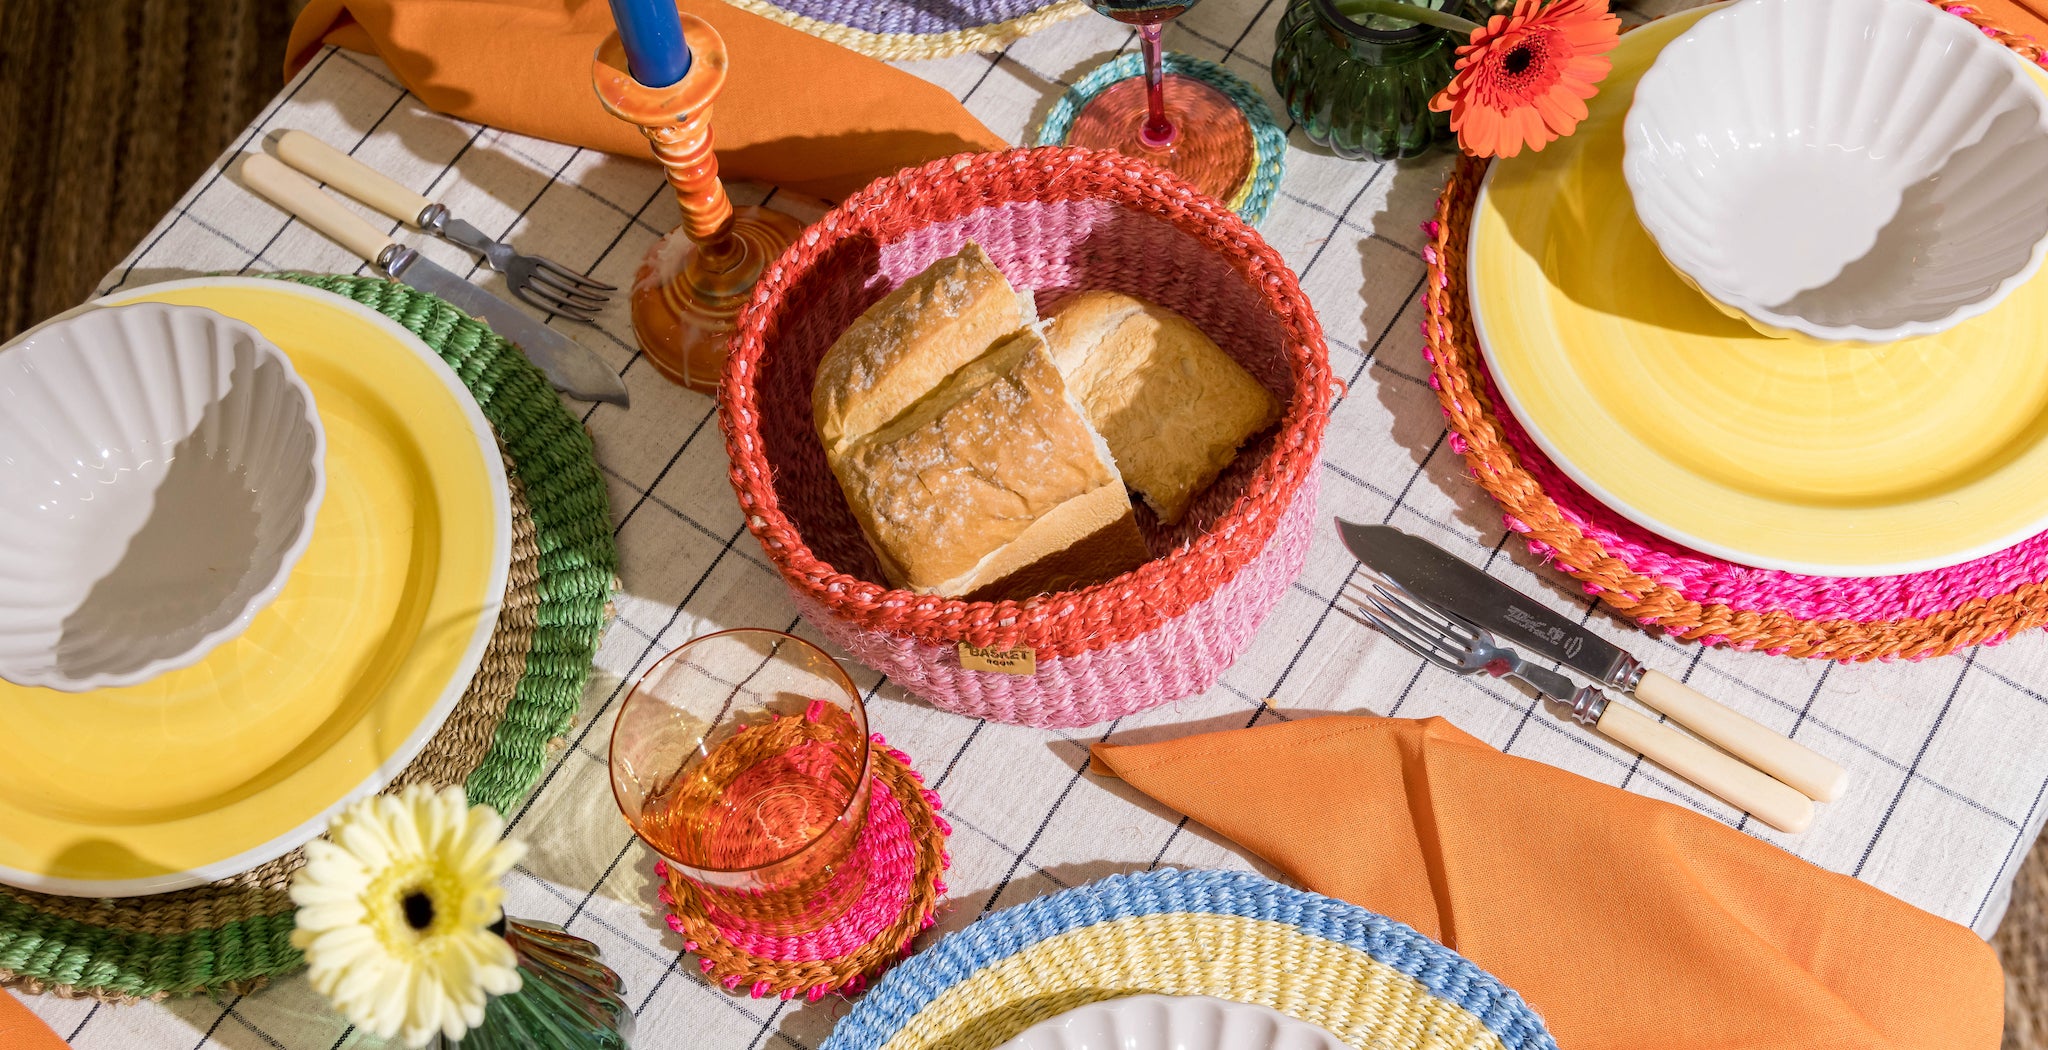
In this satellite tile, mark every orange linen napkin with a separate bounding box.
[0,995,65,1050]
[1092,715,2003,1050]
[285,0,1005,201]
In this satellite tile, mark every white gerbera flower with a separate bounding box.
[291,785,528,1049]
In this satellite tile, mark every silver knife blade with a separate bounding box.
[383,247,629,407]
[1337,520,1638,689]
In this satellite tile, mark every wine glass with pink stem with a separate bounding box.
[1068,0,1256,201]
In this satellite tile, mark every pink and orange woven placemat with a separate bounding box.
[655,731,950,1002]
[1421,2,2048,662]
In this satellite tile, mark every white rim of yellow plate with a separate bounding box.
[0,277,510,896]
[1467,6,2048,577]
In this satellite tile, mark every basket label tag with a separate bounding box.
[959,643,1036,675]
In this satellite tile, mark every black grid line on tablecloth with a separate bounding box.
[28,3,2048,1044]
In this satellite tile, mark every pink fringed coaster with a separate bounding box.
[656,733,951,1001]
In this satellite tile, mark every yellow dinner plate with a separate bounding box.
[0,278,509,896]
[1470,6,2048,575]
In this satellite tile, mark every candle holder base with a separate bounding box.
[630,207,803,393]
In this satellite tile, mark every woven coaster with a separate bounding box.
[657,731,949,1002]
[1420,2,2048,662]
[0,274,616,1002]
[820,868,1554,1050]
[1035,51,1287,226]
[723,0,1084,60]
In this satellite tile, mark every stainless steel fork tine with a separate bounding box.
[512,283,601,322]
[527,267,611,307]
[1369,580,1480,645]
[1349,603,1470,674]
[1354,584,1468,657]
[536,255,617,293]
[1342,578,1466,664]
[522,282,608,315]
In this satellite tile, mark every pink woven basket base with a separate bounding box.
[753,197,1313,724]
[789,473,1316,728]
[1475,358,2048,627]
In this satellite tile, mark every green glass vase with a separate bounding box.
[442,919,634,1049]
[1271,0,1474,161]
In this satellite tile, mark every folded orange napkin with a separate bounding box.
[0,994,65,1050]
[1092,715,2002,1050]
[285,0,1006,201]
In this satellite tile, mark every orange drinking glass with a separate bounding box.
[610,629,873,935]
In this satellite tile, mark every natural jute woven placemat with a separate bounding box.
[722,0,1084,61]
[1420,1,2048,661]
[0,273,617,1003]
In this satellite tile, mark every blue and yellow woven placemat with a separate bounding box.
[822,868,1556,1050]
[1036,52,1288,227]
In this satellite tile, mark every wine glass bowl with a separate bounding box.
[610,629,874,935]
[1069,0,1257,201]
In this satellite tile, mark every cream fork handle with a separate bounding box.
[1636,670,1848,803]
[273,129,434,228]
[1596,702,1815,834]
[241,153,393,264]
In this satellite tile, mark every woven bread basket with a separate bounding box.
[720,148,1332,728]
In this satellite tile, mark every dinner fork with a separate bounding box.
[1342,572,1814,834]
[271,130,615,322]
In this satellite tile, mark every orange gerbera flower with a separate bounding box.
[1429,0,1621,159]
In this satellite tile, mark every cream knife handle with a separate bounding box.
[1636,670,1848,803]
[273,130,433,227]
[1595,701,1815,834]
[242,153,394,264]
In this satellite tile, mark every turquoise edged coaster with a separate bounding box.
[1036,51,1287,226]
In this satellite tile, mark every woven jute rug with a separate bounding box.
[2005,838,2048,1050]
[0,274,618,1002]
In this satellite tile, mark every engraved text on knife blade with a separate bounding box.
[1502,604,1582,658]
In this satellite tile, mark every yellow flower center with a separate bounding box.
[363,862,466,958]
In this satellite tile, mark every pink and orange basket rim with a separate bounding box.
[719,147,1333,658]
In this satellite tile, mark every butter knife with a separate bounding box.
[1338,520,1847,803]
[241,153,629,407]
[1347,575,1813,834]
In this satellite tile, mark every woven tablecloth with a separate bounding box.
[18,1,2048,1045]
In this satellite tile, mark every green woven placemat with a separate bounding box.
[0,274,617,1002]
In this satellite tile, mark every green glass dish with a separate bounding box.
[1271,0,1474,161]
[442,919,634,1049]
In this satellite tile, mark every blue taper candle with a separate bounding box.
[608,0,692,87]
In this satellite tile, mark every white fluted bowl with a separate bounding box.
[1622,0,2048,342]
[995,996,1349,1050]
[0,303,325,691]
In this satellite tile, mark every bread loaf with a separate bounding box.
[812,242,1036,456]
[1043,291,1280,524]
[829,329,1149,599]
[814,244,1150,601]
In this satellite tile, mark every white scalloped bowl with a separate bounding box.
[995,995,1349,1050]
[1622,0,2048,342]
[0,303,325,691]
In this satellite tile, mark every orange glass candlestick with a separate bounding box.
[594,15,803,393]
